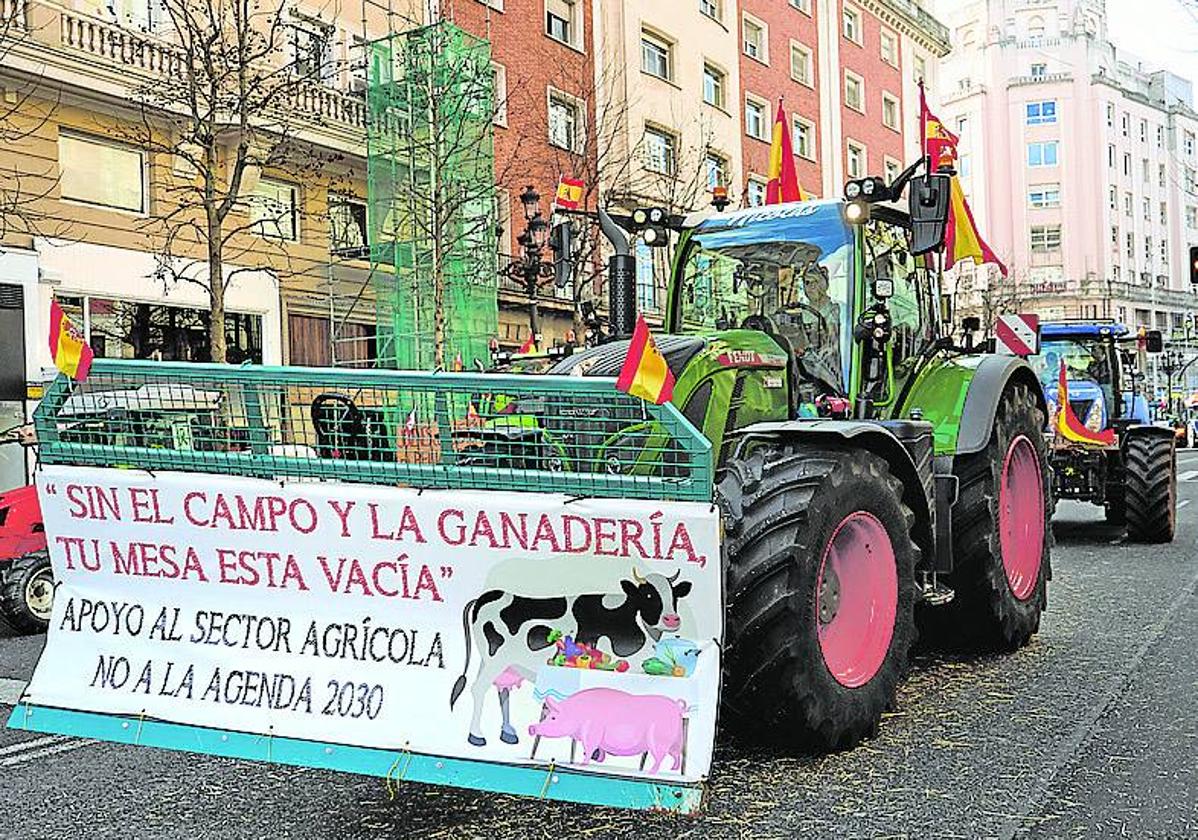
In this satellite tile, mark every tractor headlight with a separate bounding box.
[1085,400,1103,432]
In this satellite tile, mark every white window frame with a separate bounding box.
[742,13,768,64]
[789,40,813,87]
[745,94,769,142]
[747,175,768,206]
[884,156,901,185]
[58,131,148,215]
[1027,140,1059,167]
[328,192,368,258]
[250,178,299,242]
[492,62,508,127]
[789,0,811,13]
[1025,100,1057,125]
[880,28,898,67]
[881,91,900,131]
[699,0,721,22]
[702,62,726,110]
[843,4,863,45]
[1030,224,1062,252]
[705,151,729,190]
[844,70,865,114]
[547,87,584,152]
[846,139,866,179]
[792,115,816,160]
[545,0,581,49]
[643,124,677,176]
[1029,184,1061,208]
[640,30,673,81]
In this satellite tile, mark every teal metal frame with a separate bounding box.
[7,705,704,813]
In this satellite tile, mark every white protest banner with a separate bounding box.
[27,465,722,783]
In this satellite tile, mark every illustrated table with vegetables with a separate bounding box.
[528,633,704,775]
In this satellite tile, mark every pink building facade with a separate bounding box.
[937,0,1198,337]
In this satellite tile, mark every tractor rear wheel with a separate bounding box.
[0,551,53,634]
[1124,434,1176,543]
[718,443,917,751]
[940,382,1051,651]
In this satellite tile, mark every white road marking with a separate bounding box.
[1178,470,1198,482]
[0,738,93,767]
[0,734,64,757]
[0,677,27,706]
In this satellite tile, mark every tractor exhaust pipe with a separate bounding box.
[599,207,636,339]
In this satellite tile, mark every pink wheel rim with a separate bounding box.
[998,435,1045,601]
[815,511,898,688]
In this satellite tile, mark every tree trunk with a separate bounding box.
[208,207,227,363]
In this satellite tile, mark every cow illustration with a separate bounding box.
[449,569,692,747]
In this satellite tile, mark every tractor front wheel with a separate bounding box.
[718,444,917,751]
[941,382,1051,651]
[1124,434,1176,543]
[1,551,54,634]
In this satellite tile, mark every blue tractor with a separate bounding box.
[1029,322,1177,542]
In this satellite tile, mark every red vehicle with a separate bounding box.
[0,426,51,633]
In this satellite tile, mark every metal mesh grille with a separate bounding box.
[34,360,713,502]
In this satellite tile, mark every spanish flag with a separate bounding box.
[517,333,537,354]
[48,298,93,381]
[616,315,674,405]
[920,83,960,172]
[554,177,585,211]
[1056,361,1114,446]
[945,176,1008,274]
[766,100,805,204]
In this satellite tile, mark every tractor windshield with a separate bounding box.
[675,202,854,393]
[1031,338,1117,425]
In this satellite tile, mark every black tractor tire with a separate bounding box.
[1124,434,1176,543]
[717,443,917,752]
[0,551,54,635]
[936,382,1052,652]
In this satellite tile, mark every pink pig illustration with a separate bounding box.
[527,687,687,774]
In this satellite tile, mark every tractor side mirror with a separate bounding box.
[550,221,575,289]
[939,293,954,326]
[909,173,951,256]
[1146,330,1164,353]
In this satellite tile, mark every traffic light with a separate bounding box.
[1190,245,1198,285]
[630,207,670,248]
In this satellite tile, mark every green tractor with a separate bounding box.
[477,168,1053,750]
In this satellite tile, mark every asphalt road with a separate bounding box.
[3,452,1198,839]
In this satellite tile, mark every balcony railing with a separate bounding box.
[16,1,365,132]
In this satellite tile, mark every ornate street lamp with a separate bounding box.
[502,186,555,349]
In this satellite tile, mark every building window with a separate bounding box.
[1108,144,1116,168]
[1145,236,1153,261]
[846,141,866,179]
[329,194,368,258]
[1127,232,1135,259]
[1158,125,1165,147]
[1106,103,1115,128]
[745,96,768,141]
[1187,206,1197,229]
[1026,100,1057,125]
[635,241,658,313]
[747,176,767,207]
[491,63,508,126]
[1143,197,1151,221]
[250,179,298,241]
[1123,152,1131,176]
[790,42,813,86]
[1029,185,1061,208]
[1122,113,1130,137]
[1027,141,1058,167]
[1141,119,1148,142]
[548,91,581,151]
[742,15,767,63]
[699,0,720,20]
[882,92,900,131]
[290,23,333,82]
[1030,225,1062,252]
[705,152,728,189]
[1187,132,1196,157]
[1143,158,1150,183]
[702,64,725,109]
[1124,192,1132,216]
[545,0,578,47]
[884,157,901,184]
[1161,239,1169,264]
[1031,62,1047,78]
[789,0,811,13]
[880,29,898,67]
[844,71,865,113]
[643,125,676,175]
[1111,225,1119,247]
[1161,201,1169,225]
[58,133,146,213]
[913,54,927,83]
[959,153,972,178]
[843,5,862,44]
[793,116,815,160]
[86,298,263,364]
[641,31,672,80]
[1109,186,1117,209]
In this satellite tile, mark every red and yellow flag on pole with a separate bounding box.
[1056,362,1115,446]
[616,315,675,405]
[919,83,1006,275]
[48,298,93,381]
[766,100,806,204]
[554,177,585,210]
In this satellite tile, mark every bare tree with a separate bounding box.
[116,0,342,362]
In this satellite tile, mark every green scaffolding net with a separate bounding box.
[366,22,498,371]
